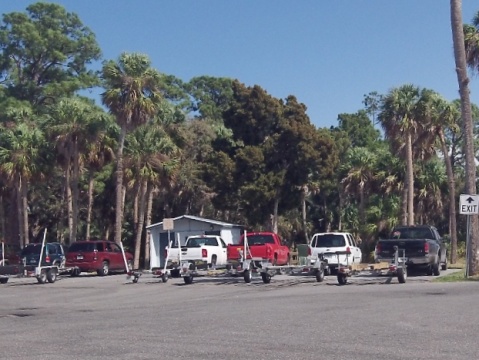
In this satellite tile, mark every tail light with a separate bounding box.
[424,242,429,254]
[45,256,50,264]
[202,248,208,258]
[375,243,381,254]
[346,247,351,254]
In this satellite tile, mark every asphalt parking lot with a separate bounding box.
[0,268,476,360]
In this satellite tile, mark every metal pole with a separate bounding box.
[466,215,471,278]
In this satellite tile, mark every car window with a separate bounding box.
[186,237,218,247]
[348,235,356,247]
[111,243,122,252]
[68,242,96,252]
[311,234,346,248]
[220,239,227,248]
[246,235,275,245]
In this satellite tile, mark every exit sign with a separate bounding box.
[460,194,479,215]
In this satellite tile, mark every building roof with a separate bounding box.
[146,215,243,230]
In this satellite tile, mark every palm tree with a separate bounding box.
[379,85,422,226]
[101,53,162,244]
[464,10,479,72]
[451,0,479,275]
[0,108,44,247]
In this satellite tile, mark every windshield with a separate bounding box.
[68,242,96,252]
[186,237,218,247]
[245,235,275,245]
[21,245,42,256]
[311,234,345,248]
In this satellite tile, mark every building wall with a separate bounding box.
[148,218,243,269]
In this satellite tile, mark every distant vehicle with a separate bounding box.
[65,240,133,276]
[0,243,21,266]
[309,232,362,274]
[179,235,229,267]
[227,232,290,266]
[20,242,66,267]
[375,225,447,275]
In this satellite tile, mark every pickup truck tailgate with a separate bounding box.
[377,239,427,258]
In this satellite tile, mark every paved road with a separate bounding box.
[0,269,476,360]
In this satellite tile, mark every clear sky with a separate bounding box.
[2,1,479,129]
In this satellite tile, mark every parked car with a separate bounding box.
[309,232,362,274]
[20,242,66,267]
[0,243,21,266]
[226,232,290,265]
[179,235,229,267]
[375,225,447,275]
[65,240,133,276]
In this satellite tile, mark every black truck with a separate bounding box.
[374,225,448,275]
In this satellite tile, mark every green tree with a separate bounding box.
[0,2,101,105]
[101,53,162,244]
[451,0,479,275]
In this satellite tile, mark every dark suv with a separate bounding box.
[20,242,65,267]
[0,243,21,266]
[65,240,133,276]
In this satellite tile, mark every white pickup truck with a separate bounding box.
[166,235,229,268]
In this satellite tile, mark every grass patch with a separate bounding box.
[433,269,479,282]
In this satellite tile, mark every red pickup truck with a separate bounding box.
[227,232,290,265]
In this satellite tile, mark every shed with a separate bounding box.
[146,215,244,269]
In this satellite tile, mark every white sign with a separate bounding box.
[459,194,479,215]
[162,218,174,230]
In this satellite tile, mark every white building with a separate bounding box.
[146,215,244,269]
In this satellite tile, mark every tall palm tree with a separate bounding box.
[0,109,44,246]
[451,0,479,275]
[379,84,422,226]
[464,10,479,72]
[101,53,162,244]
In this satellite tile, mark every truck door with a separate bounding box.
[219,238,227,265]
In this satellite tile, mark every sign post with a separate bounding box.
[459,194,479,277]
[162,218,174,267]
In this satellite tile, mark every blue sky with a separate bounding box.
[2,1,479,129]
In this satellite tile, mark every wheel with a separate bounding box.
[315,268,325,282]
[183,275,193,285]
[426,265,433,276]
[47,268,57,283]
[243,269,252,283]
[0,277,8,284]
[337,273,347,285]
[37,270,47,284]
[210,255,217,269]
[161,273,169,283]
[397,267,407,283]
[324,267,331,276]
[97,261,109,276]
[433,259,440,276]
[441,255,448,271]
[70,268,80,277]
[261,273,271,284]
[132,276,139,284]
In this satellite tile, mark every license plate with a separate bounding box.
[77,255,83,260]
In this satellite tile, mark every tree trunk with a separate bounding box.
[301,186,309,243]
[451,0,479,275]
[133,181,140,231]
[86,171,94,241]
[114,126,127,244]
[401,186,408,226]
[144,184,154,269]
[133,179,147,269]
[406,132,414,226]
[272,198,279,234]
[21,178,29,245]
[440,129,458,263]
[16,176,24,247]
[71,142,80,243]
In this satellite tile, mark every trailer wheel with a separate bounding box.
[47,268,57,283]
[183,275,193,285]
[161,273,169,283]
[243,269,252,283]
[0,278,8,284]
[37,270,47,284]
[70,268,80,277]
[315,269,325,282]
[397,268,407,283]
[337,273,347,285]
[261,273,271,284]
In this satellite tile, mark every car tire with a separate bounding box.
[397,268,407,283]
[70,268,81,277]
[337,273,347,285]
[261,273,271,284]
[0,277,8,284]
[441,256,448,271]
[433,258,440,276]
[47,268,57,283]
[315,269,325,282]
[97,261,109,276]
[183,275,193,285]
[161,273,169,283]
[37,270,47,284]
[243,269,252,283]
